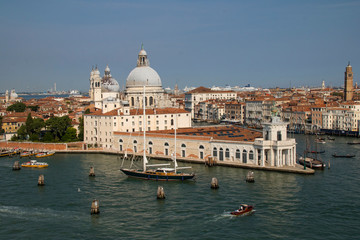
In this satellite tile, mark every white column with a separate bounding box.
[261,149,265,166]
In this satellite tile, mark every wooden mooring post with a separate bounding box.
[210,177,219,189]
[246,171,255,183]
[89,167,95,177]
[12,161,21,170]
[91,200,100,214]
[157,186,165,199]
[38,175,45,186]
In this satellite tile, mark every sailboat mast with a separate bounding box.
[174,114,177,172]
[143,86,146,171]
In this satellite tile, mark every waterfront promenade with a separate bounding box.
[0,141,314,174]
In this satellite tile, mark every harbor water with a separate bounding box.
[0,134,360,239]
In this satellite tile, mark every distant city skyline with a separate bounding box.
[0,0,359,92]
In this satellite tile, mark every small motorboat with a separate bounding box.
[36,151,55,158]
[306,150,325,154]
[327,136,335,141]
[347,142,360,145]
[21,160,48,168]
[0,150,12,157]
[332,153,355,158]
[20,151,35,158]
[315,138,326,144]
[230,204,254,216]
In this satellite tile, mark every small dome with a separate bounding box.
[105,65,111,72]
[102,77,120,92]
[139,49,147,56]
[126,66,162,87]
[10,90,18,98]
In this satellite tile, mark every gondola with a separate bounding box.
[332,153,355,158]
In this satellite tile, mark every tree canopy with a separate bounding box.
[45,116,72,142]
[6,102,26,112]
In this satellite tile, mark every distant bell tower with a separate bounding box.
[344,62,354,101]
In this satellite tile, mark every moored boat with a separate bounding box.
[36,151,55,158]
[20,151,36,158]
[21,160,48,168]
[347,142,360,145]
[298,156,325,169]
[120,86,195,181]
[0,150,12,157]
[332,153,355,158]
[230,204,254,216]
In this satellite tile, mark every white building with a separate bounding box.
[185,86,236,118]
[84,106,191,149]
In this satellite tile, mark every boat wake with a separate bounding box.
[0,205,84,221]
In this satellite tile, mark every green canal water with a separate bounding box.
[0,134,360,239]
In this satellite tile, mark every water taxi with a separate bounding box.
[21,160,49,168]
[36,151,55,158]
[0,150,12,157]
[230,204,255,216]
[20,151,36,158]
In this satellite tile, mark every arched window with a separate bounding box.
[213,147,217,157]
[148,141,153,154]
[131,97,134,106]
[133,140,137,144]
[225,148,230,158]
[150,96,153,106]
[119,139,123,151]
[199,145,204,149]
[219,148,224,161]
[145,97,148,106]
[236,149,240,159]
[181,143,186,157]
[171,119,174,126]
[249,150,254,160]
[164,142,169,155]
[242,149,247,163]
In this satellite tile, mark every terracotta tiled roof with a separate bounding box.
[115,125,262,142]
[87,108,190,116]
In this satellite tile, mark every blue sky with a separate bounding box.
[0,0,359,92]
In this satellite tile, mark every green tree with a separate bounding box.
[6,102,26,112]
[84,109,90,114]
[27,105,39,112]
[16,125,27,140]
[32,118,45,136]
[43,132,54,142]
[25,113,34,135]
[61,127,78,142]
[0,116,4,134]
[45,116,72,141]
[78,117,84,141]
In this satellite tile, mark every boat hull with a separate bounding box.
[298,158,325,169]
[36,152,55,158]
[230,205,254,216]
[120,169,195,181]
[21,164,48,168]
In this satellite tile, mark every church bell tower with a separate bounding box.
[344,62,354,102]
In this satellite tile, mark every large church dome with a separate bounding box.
[126,45,162,88]
[126,66,162,87]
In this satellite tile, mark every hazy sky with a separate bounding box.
[1,0,359,92]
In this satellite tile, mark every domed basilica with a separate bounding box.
[89,45,171,113]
